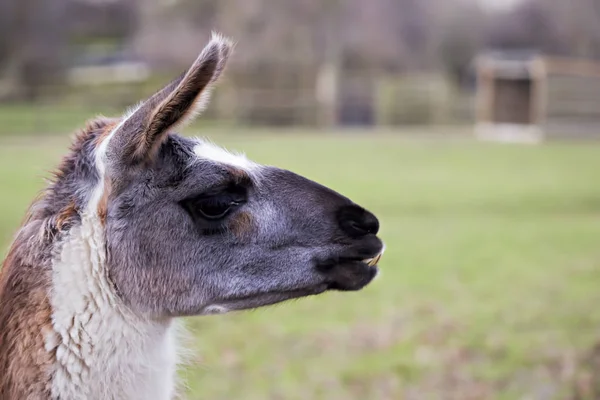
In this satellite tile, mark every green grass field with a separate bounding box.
[1,128,600,399]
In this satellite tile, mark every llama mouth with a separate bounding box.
[362,245,385,267]
[317,242,384,271]
[324,262,379,291]
[317,246,384,292]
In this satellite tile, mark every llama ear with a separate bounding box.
[107,32,233,165]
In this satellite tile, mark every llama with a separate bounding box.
[0,33,384,400]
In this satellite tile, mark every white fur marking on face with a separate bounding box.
[193,140,260,174]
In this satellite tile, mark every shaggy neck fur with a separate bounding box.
[46,115,183,399]
[0,119,183,400]
[48,213,181,400]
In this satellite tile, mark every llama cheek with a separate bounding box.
[228,211,254,240]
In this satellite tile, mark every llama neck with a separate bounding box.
[47,214,181,400]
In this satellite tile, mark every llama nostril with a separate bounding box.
[338,205,380,238]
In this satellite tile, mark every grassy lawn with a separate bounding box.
[1,128,600,399]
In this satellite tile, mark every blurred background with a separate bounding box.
[1,0,600,399]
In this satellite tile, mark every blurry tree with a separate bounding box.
[483,0,600,59]
[0,0,68,101]
[4,0,600,112]
[0,0,13,67]
[437,2,485,86]
[0,0,138,102]
[68,0,138,43]
[485,0,565,54]
[558,0,600,58]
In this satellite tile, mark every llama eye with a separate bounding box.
[181,186,247,225]
[195,197,237,220]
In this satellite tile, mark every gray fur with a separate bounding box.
[104,136,383,317]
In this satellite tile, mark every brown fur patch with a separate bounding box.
[56,200,78,231]
[227,166,251,183]
[97,177,111,225]
[228,211,254,239]
[0,116,119,398]
[92,119,119,149]
[92,120,116,225]
[0,246,56,398]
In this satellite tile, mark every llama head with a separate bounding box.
[79,33,384,318]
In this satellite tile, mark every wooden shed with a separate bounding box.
[475,50,600,142]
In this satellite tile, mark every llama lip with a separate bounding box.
[363,254,381,267]
[362,244,385,267]
[316,241,385,272]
